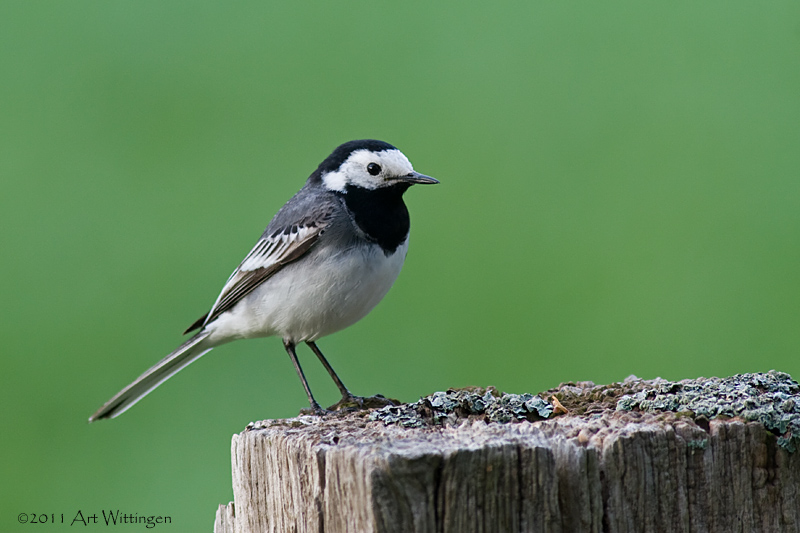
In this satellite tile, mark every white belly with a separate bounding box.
[206,239,408,344]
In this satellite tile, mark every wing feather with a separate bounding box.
[184,203,335,333]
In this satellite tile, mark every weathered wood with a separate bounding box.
[214,374,800,533]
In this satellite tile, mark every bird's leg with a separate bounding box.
[306,341,353,401]
[306,341,397,410]
[283,340,325,415]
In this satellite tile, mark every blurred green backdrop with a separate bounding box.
[2,1,799,531]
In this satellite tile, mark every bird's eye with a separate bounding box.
[367,163,381,176]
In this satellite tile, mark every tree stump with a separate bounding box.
[214,372,800,533]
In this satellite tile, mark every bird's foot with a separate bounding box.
[298,401,331,417]
[327,393,398,412]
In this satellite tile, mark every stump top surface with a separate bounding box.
[241,370,799,454]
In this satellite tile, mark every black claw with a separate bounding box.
[299,405,330,417]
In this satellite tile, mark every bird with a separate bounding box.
[89,139,438,422]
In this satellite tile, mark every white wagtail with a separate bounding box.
[89,140,437,421]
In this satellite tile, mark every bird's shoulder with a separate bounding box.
[185,188,343,333]
[263,185,343,237]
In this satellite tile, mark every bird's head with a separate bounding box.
[312,139,438,193]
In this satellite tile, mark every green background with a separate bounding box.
[2,2,799,531]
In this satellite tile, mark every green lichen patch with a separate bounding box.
[369,387,554,428]
[616,370,800,452]
[369,371,800,452]
[686,438,708,450]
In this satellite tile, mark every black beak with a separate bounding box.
[399,171,439,185]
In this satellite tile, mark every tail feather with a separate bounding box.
[89,331,213,422]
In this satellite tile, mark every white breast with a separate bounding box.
[206,239,409,344]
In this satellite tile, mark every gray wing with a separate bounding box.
[184,198,337,333]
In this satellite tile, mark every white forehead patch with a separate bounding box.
[322,149,414,192]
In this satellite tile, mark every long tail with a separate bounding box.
[89,331,213,422]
